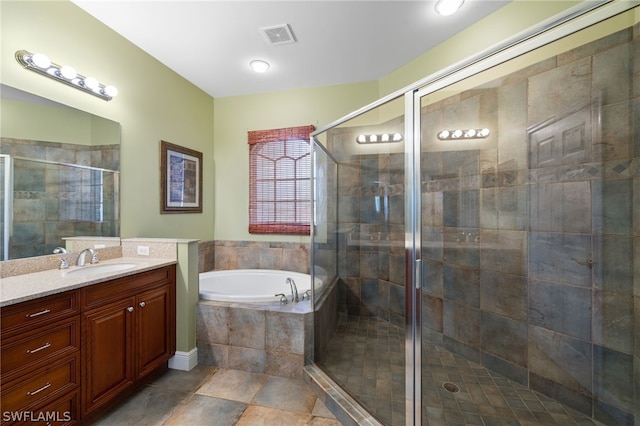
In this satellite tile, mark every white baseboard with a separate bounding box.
[168,348,198,371]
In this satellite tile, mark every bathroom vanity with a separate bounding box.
[0,261,176,425]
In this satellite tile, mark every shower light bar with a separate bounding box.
[438,128,490,140]
[356,133,403,144]
[15,50,118,101]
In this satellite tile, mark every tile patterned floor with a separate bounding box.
[93,365,343,425]
[319,315,606,426]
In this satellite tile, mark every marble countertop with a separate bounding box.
[0,257,177,308]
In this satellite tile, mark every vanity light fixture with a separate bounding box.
[250,60,270,73]
[356,133,404,144]
[434,0,465,16]
[438,128,490,140]
[15,50,118,101]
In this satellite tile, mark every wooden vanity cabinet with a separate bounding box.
[0,263,176,425]
[81,265,176,420]
[1,291,81,425]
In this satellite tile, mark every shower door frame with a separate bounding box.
[407,1,637,424]
[310,1,638,424]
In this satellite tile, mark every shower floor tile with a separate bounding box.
[319,315,605,426]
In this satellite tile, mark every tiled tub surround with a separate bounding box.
[196,299,313,380]
[197,277,338,381]
[1,138,119,259]
[317,24,640,426]
[198,240,310,274]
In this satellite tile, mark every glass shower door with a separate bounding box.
[417,9,638,425]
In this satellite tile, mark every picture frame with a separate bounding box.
[160,140,203,214]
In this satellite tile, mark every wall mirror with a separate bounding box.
[0,84,120,260]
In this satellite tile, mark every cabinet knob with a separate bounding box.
[139,301,146,308]
[127,306,134,313]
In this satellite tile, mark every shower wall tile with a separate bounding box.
[528,57,592,126]
[558,27,631,67]
[528,325,592,395]
[480,270,526,322]
[593,345,635,413]
[443,264,479,308]
[593,400,636,426]
[422,227,443,261]
[592,179,633,235]
[528,232,592,286]
[530,182,591,233]
[338,196,359,223]
[634,178,640,236]
[480,230,526,276]
[421,294,443,333]
[388,253,405,285]
[529,373,593,418]
[388,282,404,317]
[422,191,443,227]
[592,291,633,355]
[443,301,480,349]
[634,100,640,159]
[593,235,634,293]
[443,242,479,269]
[423,259,443,297]
[360,250,380,279]
[599,102,633,163]
[481,351,528,386]
[480,312,527,367]
[593,42,632,106]
[443,190,479,228]
[528,280,592,341]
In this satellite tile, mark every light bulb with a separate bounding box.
[369,135,377,142]
[434,0,465,16]
[438,130,450,139]
[393,133,403,141]
[104,85,118,97]
[357,135,367,143]
[381,134,390,142]
[250,60,270,73]
[83,77,99,89]
[479,128,490,137]
[452,130,463,138]
[31,53,51,69]
[59,66,77,79]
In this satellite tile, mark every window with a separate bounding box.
[248,125,314,235]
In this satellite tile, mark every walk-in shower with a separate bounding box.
[310,2,639,425]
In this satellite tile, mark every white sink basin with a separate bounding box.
[65,263,138,277]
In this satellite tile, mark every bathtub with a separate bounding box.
[199,269,314,303]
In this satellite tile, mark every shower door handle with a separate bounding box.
[415,259,422,290]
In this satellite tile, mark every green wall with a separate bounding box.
[1,0,215,241]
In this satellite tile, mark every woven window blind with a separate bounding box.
[248,125,314,235]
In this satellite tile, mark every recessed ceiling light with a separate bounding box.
[249,60,270,73]
[434,0,465,16]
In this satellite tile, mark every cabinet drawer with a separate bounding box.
[5,389,80,426]
[83,266,174,310]
[0,354,80,416]
[1,318,80,380]
[1,292,78,336]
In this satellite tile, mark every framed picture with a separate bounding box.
[160,140,203,214]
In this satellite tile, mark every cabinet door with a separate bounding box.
[136,284,175,379]
[82,297,135,416]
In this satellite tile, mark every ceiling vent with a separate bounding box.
[260,24,296,46]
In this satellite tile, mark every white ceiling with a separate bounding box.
[71,0,511,98]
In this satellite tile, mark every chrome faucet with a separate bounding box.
[286,277,299,303]
[76,248,98,266]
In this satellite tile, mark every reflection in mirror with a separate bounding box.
[0,84,120,260]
